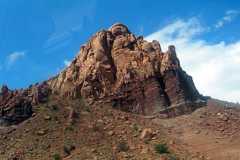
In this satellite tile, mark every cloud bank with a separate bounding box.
[146,18,240,102]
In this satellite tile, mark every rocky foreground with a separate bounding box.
[0,95,240,160]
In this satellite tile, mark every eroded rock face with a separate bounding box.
[48,23,205,115]
[0,82,50,125]
[0,23,205,126]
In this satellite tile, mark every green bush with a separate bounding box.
[53,153,61,160]
[154,143,169,154]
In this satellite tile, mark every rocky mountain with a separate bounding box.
[0,23,206,126]
[1,23,240,160]
[48,23,205,115]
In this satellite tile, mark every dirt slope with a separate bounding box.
[1,95,239,160]
[154,99,240,160]
[0,95,190,160]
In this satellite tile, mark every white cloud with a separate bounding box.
[146,18,240,103]
[64,60,71,67]
[6,51,26,68]
[215,10,239,28]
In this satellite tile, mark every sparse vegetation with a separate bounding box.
[132,123,139,132]
[79,97,86,106]
[79,97,91,112]
[65,125,74,131]
[144,139,150,144]
[117,141,129,152]
[50,104,59,111]
[154,143,169,154]
[53,153,61,160]
[63,144,75,156]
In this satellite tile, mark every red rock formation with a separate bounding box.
[0,82,50,125]
[0,23,205,125]
[48,23,205,115]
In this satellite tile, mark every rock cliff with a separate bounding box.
[48,23,205,115]
[0,23,206,125]
[0,83,50,125]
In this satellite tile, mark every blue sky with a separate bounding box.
[0,0,239,102]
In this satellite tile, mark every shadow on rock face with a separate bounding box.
[0,83,50,126]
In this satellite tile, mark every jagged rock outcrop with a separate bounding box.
[0,23,205,125]
[0,82,50,125]
[48,23,205,115]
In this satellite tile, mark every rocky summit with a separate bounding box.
[0,23,205,125]
[48,23,205,115]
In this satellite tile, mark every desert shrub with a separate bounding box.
[65,126,74,131]
[50,104,58,111]
[63,144,75,156]
[154,143,169,154]
[132,123,139,132]
[117,141,129,152]
[53,153,61,160]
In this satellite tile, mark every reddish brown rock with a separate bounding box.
[0,82,50,125]
[140,128,153,140]
[0,23,205,125]
[48,23,205,115]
